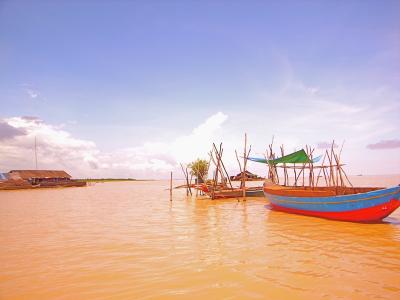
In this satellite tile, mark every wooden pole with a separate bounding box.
[242,133,247,200]
[295,167,304,183]
[170,171,173,201]
[315,153,327,187]
[309,147,315,188]
[326,150,333,186]
[180,163,192,196]
[340,166,353,188]
[280,145,287,186]
[334,153,345,187]
[189,171,193,194]
[218,144,228,188]
[330,140,336,187]
[269,144,279,184]
[322,167,329,187]
[213,143,234,189]
[34,136,38,170]
[211,170,216,199]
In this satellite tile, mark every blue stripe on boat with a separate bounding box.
[264,186,400,212]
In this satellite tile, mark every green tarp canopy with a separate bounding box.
[248,149,312,165]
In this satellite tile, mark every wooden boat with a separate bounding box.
[264,184,400,222]
[249,143,400,222]
[198,185,264,199]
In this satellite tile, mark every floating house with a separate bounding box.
[9,170,72,184]
[230,170,264,181]
[0,170,86,190]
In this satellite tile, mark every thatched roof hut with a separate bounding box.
[230,170,264,181]
[9,170,71,180]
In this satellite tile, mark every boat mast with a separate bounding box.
[35,136,38,170]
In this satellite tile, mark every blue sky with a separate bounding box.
[0,1,399,177]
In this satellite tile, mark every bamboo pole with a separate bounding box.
[295,167,304,183]
[214,150,220,187]
[340,166,353,188]
[309,147,315,188]
[269,144,279,185]
[322,167,329,187]
[334,153,345,187]
[330,140,336,187]
[210,147,220,187]
[212,143,233,189]
[280,145,287,186]
[235,149,243,174]
[189,172,193,193]
[218,144,227,188]
[315,153,327,186]
[34,136,38,170]
[326,150,333,186]
[211,170,216,199]
[210,148,222,189]
[242,133,247,200]
[170,171,173,201]
[180,163,192,196]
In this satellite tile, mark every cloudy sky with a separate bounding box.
[0,1,399,178]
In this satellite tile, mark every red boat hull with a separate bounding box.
[270,198,400,222]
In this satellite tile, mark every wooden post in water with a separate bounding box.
[34,136,38,170]
[242,133,247,200]
[187,167,192,196]
[170,171,173,201]
[180,163,192,196]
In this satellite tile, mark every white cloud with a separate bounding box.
[26,89,39,99]
[0,101,398,178]
[0,116,100,177]
[0,113,228,178]
[20,84,40,99]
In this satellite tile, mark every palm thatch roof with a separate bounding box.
[9,170,71,179]
[230,170,264,181]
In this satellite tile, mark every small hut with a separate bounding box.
[230,170,264,181]
[8,170,72,185]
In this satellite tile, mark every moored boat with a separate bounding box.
[264,184,400,222]
[249,141,400,222]
[198,185,264,199]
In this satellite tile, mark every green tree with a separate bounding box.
[188,159,209,182]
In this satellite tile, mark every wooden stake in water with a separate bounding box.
[242,133,247,200]
[170,171,173,201]
[35,136,38,170]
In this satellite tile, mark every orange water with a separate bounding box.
[1,177,399,300]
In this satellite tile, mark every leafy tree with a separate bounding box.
[188,159,209,182]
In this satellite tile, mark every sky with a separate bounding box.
[0,0,399,178]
